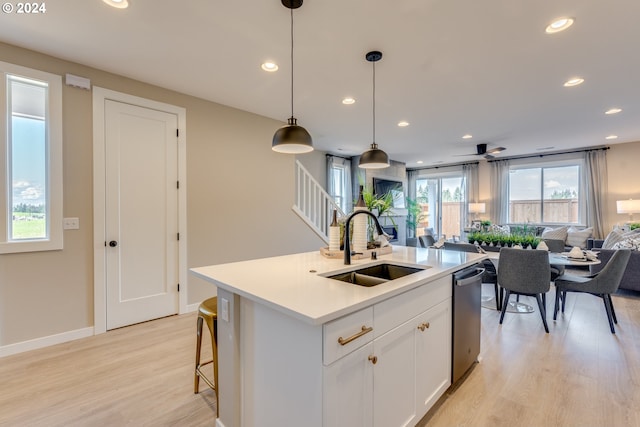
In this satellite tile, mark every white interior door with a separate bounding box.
[104,100,179,330]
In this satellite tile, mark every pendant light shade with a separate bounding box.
[359,50,389,169]
[360,143,390,169]
[272,117,313,153]
[272,0,313,154]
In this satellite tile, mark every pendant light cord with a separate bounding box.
[372,59,376,144]
[290,7,294,119]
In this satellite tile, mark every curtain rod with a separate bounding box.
[407,160,479,172]
[486,146,609,163]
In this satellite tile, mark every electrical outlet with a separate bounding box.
[221,298,229,322]
[63,217,80,230]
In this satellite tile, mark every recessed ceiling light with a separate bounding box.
[342,97,356,105]
[397,121,409,127]
[102,0,129,8]
[605,108,622,115]
[261,62,278,72]
[416,160,423,164]
[606,135,618,140]
[545,18,575,34]
[563,77,584,87]
[462,134,473,139]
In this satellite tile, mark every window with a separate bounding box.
[508,163,581,224]
[331,164,347,211]
[327,156,351,214]
[0,61,62,253]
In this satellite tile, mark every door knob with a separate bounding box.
[109,240,118,247]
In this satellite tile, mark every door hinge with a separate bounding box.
[177,180,179,189]
[177,283,180,292]
[177,233,180,241]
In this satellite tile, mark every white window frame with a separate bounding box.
[0,61,62,254]
[413,169,465,239]
[330,162,348,213]
[507,156,585,226]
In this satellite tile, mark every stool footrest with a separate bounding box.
[195,361,216,391]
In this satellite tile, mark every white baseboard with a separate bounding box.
[186,302,201,313]
[0,326,94,359]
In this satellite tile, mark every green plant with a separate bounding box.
[467,231,540,248]
[359,185,395,218]
[630,223,640,230]
[405,197,425,238]
[356,184,396,242]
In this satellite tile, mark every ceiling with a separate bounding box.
[1,0,639,167]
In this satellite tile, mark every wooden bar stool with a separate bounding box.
[194,296,218,415]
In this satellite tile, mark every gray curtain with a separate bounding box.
[583,149,607,238]
[326,155,352,214]
[462,163,479,228]
[490,159,510,224]
[407,169,418,199]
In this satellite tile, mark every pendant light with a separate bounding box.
[272,0,313,154]
[359,50,390,169]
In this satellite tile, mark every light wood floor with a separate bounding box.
[1,284,639,427]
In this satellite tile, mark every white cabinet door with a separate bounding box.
[373,319,418,427]
[323,342,374,427]
[415,299,452,414]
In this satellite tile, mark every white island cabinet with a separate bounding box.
[324,275,452,427]
[190,246,485,427]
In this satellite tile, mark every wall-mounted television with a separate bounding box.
[373,177,405,208]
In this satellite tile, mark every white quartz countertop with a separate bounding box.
[190,246,487,325]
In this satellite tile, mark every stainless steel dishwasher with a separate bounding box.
[452,264,484,385]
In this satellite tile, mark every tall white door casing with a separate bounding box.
[104,100,179,330]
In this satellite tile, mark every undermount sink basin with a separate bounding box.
[326,263,427,287]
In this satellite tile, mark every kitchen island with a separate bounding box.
[191,246,486,427]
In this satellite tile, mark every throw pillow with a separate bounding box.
[603,228,640,249]
[542,225,569,243]
[566,227,593,248]
[611,234,640,251]
[603,229,624,249]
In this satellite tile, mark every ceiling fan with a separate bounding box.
[457,143,506,159]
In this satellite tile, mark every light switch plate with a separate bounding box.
[221,298,229,322]
[63,217,80,230]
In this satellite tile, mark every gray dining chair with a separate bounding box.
[553,249,631,334]
[443,242,500,310]
[498,248,551,333]
[418,234,436,248]
[544,238,566,281]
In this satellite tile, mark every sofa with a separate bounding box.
[588,238,640,292]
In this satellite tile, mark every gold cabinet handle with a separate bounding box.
[368,354,378,365]
[417,322,430,332]
[337,325,373,346]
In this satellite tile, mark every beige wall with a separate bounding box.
[475,140,640,237]
[0,42,324,347]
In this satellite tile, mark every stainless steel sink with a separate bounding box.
[326,263,426,287]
